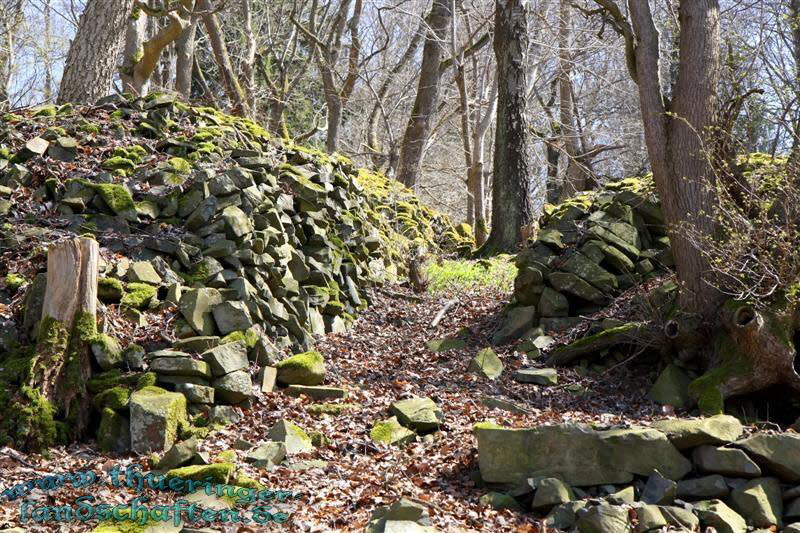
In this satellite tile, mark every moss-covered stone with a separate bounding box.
[370,417,416,446]
[97,277,123,303]
[93,386,131,410]
[121,282,157,309]
[276,350,326,385]
[166,462,236,484]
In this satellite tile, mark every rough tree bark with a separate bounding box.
[29,237,99,440]
[396,0,453,190]
[58,0,134,104]
[478,0,534,255]
[175,2,198,98]
[585,0,800,411]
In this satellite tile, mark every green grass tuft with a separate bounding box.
[424,255,517,293]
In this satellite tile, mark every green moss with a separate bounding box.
[96,407,126,452]
[135,372,157,389]
[310,431,331,447]
[688,328,753,415]
[77,120,100,134]
[4,272,26,291]
[220,328,259,349]
[166,462,235,484]
[94,183,136,214]
[369,417,415,446]
[137,385,168,396]
[233,474,263,490]
[97,277,124,302]
[216,450,237,462]
[101,156,136,175]
[167,157,192,174]
[88,369,147,394]
[32,105,56,118]
[473,421,503,430]
[93,386,130,410]
[0,385,58,450]
[121,282,157,309]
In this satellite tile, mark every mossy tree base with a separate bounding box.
[549,296,800,416]
[22,237,100,448]
[687,300,800,414]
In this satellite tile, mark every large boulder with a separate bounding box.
[474,422,691,486]
[736,433,800,482]
[728,477,782,528]
[651,415,742,449]
[129,387,187,454]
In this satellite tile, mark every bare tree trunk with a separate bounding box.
[58,0,134,104]
[479,0,534,255]
[30,238,99,440]
[240,0,257,115]
[122,3,190,96]
[43,0,54,101]
[0,0,26,108]
[557,0,584,201]
[790,0,800,153]
[366,17,424,170]
[396,0,453,189]
[198,0,249,116]
[175,2,197,98]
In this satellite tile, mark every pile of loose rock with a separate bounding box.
[498,178,671,346]
[0,93,468,452]
[476,415,800,532]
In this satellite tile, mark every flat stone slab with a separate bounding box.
[389,397,444,432]
[652,415,742,449]
[513,368,558,386]
[284,385,347,400]
[475,422,691,486]
[150,357,211,379]
[692,445,761,478]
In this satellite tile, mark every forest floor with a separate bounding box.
[0,259,668,533]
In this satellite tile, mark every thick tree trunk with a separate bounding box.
[626,0,723,316]
[58,0,134,104]
[478,0,534,255]
[396,0,453,190]
[30,238,99,439]
[175,5,198,99]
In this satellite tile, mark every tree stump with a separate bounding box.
[29,237,99,439]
